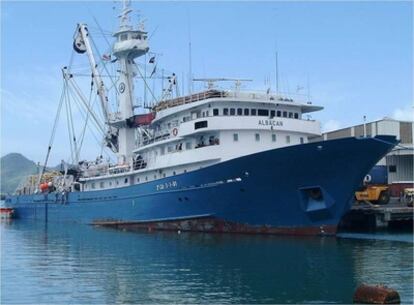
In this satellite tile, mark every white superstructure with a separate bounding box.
[65,1,324,192]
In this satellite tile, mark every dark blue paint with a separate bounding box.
[6,136,397,230]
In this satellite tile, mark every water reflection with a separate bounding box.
[1,221,413,304]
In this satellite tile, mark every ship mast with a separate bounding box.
[72,0,149,164]
[112,0,149,164]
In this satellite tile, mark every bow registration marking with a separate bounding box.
[156,181,178,191]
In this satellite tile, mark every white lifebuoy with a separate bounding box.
[172,128,178,136]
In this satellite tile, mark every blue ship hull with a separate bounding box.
[5,136,397,235]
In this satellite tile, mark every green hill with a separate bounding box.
[0,153,38,194]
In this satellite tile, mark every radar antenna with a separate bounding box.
[193,78,252,90]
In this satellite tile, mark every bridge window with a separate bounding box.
[213,108,219,116]
[258,109,269,116]
[270,110,275,118]
[195,120,208,129]
[277,111,281,117]
[223,108,229,116]
[233,133,239,142]
[237,108,243,115]
[283,111,287,118]
[255,133,260,142]
[272,134,276,142]
[289,112,293,118]
[136,177,140,183]
[230,108,236,115]
[294,113,299,119]
[186,142,192,149]
[244,108,249,115]
[124,178,128,184]
[251,109,257,116]
[120,34,128,41]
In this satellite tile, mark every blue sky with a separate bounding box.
[1,1,413,164]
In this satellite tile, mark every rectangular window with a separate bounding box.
[251,109,257,116]
[223,108,229,116]
[272,134,276,142]
[277,110,281,117]
[294,113,299,119]
[300,137,304,144]
[230,108,236,115]
[136,177,140,183]
[255,133,260,141]
[237,108,243,115]
[91,183,96,189]
[160,147,165,155]
[389,165,397,173]
[233,133,239,142]
[100,182,104,188]
[258,109,269,116]
[213,108,219,116]
[185,142,192,150]
[195,120,208,129]
[289,112,293,118]
[286,135,291,143]
[244,108,249,116]
[270,110,275,118]
[283,111,287,118]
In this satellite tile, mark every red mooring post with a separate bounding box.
[353,284,400,304]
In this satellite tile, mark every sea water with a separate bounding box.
[1,220,413,304]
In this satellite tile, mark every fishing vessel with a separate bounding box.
[5,1,397,235]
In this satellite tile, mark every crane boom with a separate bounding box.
[73,23,119,153]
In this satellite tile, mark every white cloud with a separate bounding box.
[392,105,414,122]
[322,119,342,132]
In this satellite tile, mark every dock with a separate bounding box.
[339,201,413,231]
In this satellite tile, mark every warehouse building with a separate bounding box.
[310,118,413,197]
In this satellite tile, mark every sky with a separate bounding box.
[1,0,413,165]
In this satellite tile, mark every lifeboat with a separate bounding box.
[127,113,155,127]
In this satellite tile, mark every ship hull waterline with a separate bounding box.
[5,136,397,236]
